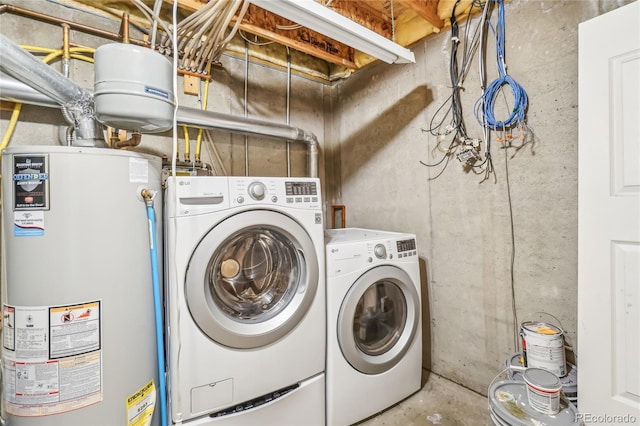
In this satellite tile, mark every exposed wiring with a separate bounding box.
[238,29,274,46]
[420,0,488,178]
[504,141,518,352]
[275,23,302,30]
[170,2,180,420]
[475,0,528,130]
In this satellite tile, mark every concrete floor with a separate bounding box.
[357,370,492,426]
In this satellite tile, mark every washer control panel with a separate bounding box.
[247,181,266,200]
[374,244,387,259]
[167,176,322,217]
[230,177,321,209]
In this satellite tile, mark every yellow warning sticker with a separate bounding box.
[126,380,156,426]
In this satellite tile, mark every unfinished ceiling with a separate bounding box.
[37,0,478,81]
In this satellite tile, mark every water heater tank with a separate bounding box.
[1,146,162,426]
[94,43,175,133]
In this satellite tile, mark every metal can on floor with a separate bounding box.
[523,368,562,415]
[520,321,566,377]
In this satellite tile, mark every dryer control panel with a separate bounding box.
[326,236,418,277]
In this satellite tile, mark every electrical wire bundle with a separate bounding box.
[475,0,529,132]
[420,0,489,179]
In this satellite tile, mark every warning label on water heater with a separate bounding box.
[2,301,103,417]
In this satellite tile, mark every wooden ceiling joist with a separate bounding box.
[322,0,393,38]
[396,0,444,29]
[168,0,358,69]
[241,5,357,68]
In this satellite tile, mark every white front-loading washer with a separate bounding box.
[325,228,422,426]
[164,176,325,425]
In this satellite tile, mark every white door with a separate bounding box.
[578,2,640,424]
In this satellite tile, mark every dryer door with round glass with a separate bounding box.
[186,209,319,349]
[338,265,420,374]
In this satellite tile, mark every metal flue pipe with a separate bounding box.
[0,34,102,145]
[0,34,92,115]
[175,106,319,178]
[0,72,60,108]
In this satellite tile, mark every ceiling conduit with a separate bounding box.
[0,38,319,177]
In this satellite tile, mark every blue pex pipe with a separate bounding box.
[145,203,168,426]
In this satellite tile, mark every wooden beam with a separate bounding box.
[1,101,17,112]
[166,0,206,12]
[396,0,444,29]
[167,1,358,69]
[240,5,357,69]
[323,0,393,38]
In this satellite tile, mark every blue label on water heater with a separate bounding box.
[14,211,44,237]
[144,86,169,99]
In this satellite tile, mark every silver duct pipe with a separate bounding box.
[0,72,59,107]
[176,106,319,178]
[0,34,102,145]
[0,34,92,115]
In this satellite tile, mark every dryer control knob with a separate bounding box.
[374,244,387,259]
[248,182,266,200]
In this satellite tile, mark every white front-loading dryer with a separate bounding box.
[165,176,325,425]
[325,228,422,426]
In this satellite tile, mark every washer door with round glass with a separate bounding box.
[186,209,319,349]
[338,265,420,375]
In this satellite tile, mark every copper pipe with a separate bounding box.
[120,13,130,44]
[0,4,148,47]
[0,4,220,79]
[114,132,142,149]
[62,24,70,61]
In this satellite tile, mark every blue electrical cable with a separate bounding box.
[476,0,528,130]
[144,193,168,426]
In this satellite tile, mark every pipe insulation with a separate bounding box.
[0,34,93,115]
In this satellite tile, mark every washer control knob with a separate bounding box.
[248,182,266,200]
[374,244,387,259]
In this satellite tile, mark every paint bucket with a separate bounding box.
[523,368,562,415]
[488,370,580,426]
[520,313,566,377]
[506,353,579,408]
